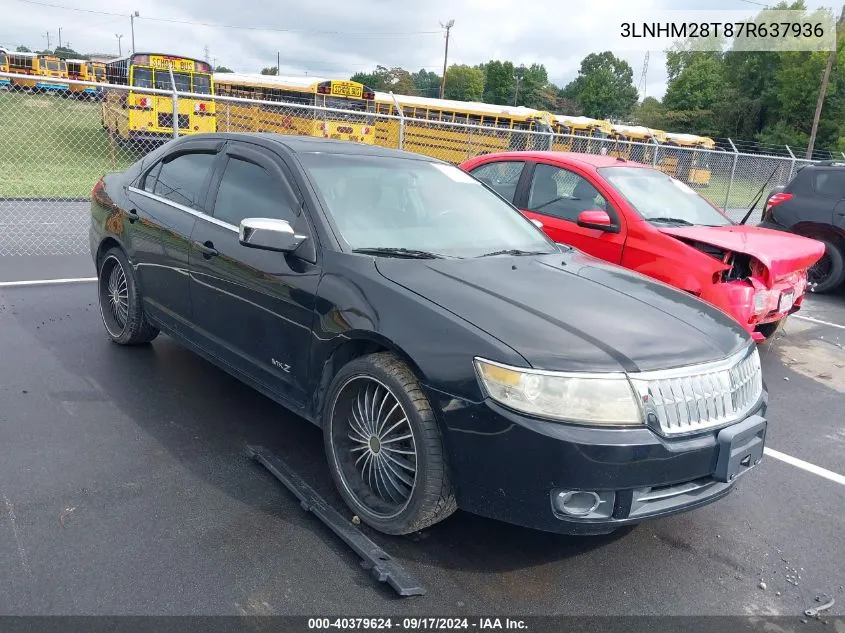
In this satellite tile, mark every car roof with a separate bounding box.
[174,132,441,162]
[469,151,653,170]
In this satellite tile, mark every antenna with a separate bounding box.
[637,51,649,99]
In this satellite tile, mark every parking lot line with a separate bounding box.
[793,314,845,331]
[0,277,96,288]
[764,447,845,486]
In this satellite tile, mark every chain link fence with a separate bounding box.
[0,71,830,256]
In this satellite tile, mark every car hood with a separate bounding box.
[374,250,749,373]
[658,225,825,281]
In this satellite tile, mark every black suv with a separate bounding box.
[761,161,845,293]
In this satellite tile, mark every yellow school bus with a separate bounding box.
[0,49,9,89]
[608,124,667,164]
[66,59,100,97]
[372,92,556,163]
[102,52,215,144]
[36,55,69,92]
[662,132,715,186]
[550,115,613,154]
[6,51,42,90]
[213,73,377,144]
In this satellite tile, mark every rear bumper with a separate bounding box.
[425,386,768,535]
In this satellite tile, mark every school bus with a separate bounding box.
[0,49,9,89]
[65,59,100,97]
[549,115,613,154]
[37,55,69,92]
[607,124,667,164]
[661,132,716,186]
[102,53,215,144]
[6,52,42,90]
[213,73,377,144]
[372,92,556,163]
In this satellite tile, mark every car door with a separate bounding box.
[188,141,320,410]
[125,139,222,334]
[814,169,845,231]
[516,161,626,264]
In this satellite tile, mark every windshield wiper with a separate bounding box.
[477,248,550,258]
[647,217,695,226]
[352,247,445,259]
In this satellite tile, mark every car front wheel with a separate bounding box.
[323,352,457,535]
[97,247,159,345]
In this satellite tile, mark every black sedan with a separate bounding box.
[90,133,768,536]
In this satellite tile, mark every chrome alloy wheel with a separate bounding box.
[329,376,418,519]
[98,254,129,337]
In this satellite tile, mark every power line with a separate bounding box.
[736,0,772,7]
[12,0,442,36]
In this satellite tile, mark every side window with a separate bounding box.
[152,151,216,209]
[814,171,845,199]
[142,161,162,193]
[212,157,296,227]
[468,161,525,203]
[527,163,608,222]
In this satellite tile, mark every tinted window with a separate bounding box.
[213,157,295,227]
[814,171,845,199]
[132,67,152,88]
[468,161,524,203]
[152,152,215,209]
[528,163,608,222]
[143,161,162,193]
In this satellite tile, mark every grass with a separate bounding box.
[0,91,141,198]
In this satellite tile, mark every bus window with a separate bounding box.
[193,74,211,94]
[155,70,190,92]
[132,67,153,88]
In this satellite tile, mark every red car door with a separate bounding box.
[517,161,627,265]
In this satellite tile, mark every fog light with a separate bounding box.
[553,489,615,519]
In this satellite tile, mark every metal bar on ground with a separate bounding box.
[245,445,426,598]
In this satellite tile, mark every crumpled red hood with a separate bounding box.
[659,225,825,281]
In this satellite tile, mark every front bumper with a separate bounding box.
[426,387,768,535]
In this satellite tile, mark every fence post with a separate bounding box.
[724,138,739,210]
[168,67,179,139]
[785,144,796,180]
[651,139,659,167]
[389,91,404,150]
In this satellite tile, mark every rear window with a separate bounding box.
[813,171,845,199]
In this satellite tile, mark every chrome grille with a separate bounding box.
[630,346,763,436]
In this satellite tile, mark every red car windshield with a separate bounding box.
[599,166,733,227]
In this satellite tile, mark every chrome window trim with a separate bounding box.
[127,186,238,233]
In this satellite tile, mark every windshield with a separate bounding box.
[599,166,733,227]
[0,53,8,67]
[299,154,557,258]
[192,73,211,94]
[154,70,191,92]
[46,60,59,71]
[132,67,152,88]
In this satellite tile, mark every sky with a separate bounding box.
[0,0,835,100]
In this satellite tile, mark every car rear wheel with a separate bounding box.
[807,238,845,294]
[97,247,159,345]
[323,352,457,535]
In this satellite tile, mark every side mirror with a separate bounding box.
[239,217,307,253]
[529,218,544,229]
[576,209,616,232]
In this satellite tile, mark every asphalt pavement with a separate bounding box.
[0,255,843,618]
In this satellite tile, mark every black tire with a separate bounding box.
[807,238,845,294]
[97,247,159,345]
[323,351,457,535]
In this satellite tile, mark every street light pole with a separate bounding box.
[115,33,123,57]
[438,19,454,99]
[130,11,139,54]
[513,65,525,106]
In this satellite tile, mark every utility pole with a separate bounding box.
[513,64,525,106]
[58,27,62,49]
[130,11,139,54]
[277,51,280,75]
[43,31,51,50]
[807,5,844,159]
[438,19,454,99]
[115,33,123,57]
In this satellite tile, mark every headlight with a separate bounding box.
[473,358,643,426]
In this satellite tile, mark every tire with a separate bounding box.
[97,247,159,345]
[807,238,845,294]
[323,351,457,535]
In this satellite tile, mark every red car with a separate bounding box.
[460,152,825,342]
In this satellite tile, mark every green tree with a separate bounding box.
[214,65,234,73]
[15,46,31,52]
[516,64,553,109]
[52,45,87,60]
[444,64,484,101]
[350,66,417,94]
[562,52,639,119]
[411,69,440,97]
[260,66,278,75]
[480,60,515,104]
[631,96,666,128]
